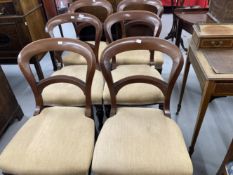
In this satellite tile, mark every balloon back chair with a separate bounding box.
[116,0,164,72]
[103,11,164,116]
[66,0,114,65]
[45,13,105,131]
[0,38,96,175]
[46,12,103,67]
[104,10,163,71]
[92,36,193,175]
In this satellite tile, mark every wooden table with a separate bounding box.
[174,8,211,49]
[176,40,233,155]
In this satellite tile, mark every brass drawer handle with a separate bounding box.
[211,40,223,47]
[0,7,5,15]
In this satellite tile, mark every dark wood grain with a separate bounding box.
[0,66,23,136]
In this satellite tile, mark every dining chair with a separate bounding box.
[0,38,96,175]
[104,10,163,72]
[103,11,164,117]
[92,36,193,175]
[116,0,164,72]
[65,0,114,66]
[46,12,103,67]
[45,12,105,131]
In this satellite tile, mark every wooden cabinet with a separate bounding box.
[0,66,23,136]
[0,0,48,64]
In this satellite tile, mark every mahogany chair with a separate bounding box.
[46,12,103,67]
[45,13,105,130]
[92,36,193,175]
[116,0,164,72]
[103,11,164,116]
[0,38,95,175]
[104,10,163,72]
[65,0,114,65]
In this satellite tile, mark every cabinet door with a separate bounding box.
[0,66,23,135]
[0,17,31,61]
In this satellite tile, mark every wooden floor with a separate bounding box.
[0,14,232,175]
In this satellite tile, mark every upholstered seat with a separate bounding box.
[42,65,104,105]
[0,106,95,175]
[116,50,163,68]
[103,65,164,105]
[92,107,193,175]
[63,41,107,66]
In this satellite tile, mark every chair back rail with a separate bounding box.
[117,0,164,17]
[18,38,96,117]
[68,0,113,23]
[104,10,162,67]
[104,11,162,42]
[100,37,183,117]
[45,13,102,66]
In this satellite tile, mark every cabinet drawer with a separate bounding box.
[0,1,16,15]
[200,39,233,48]
[215,83,233,96]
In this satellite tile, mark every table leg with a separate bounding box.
[217,139,233,175]
[189,81,214,156]
[176,56,191,115]
[175,18,182,47]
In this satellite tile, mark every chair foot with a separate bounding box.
[95,105,104,132]
[158,104,163,110]
[157,68,162,74]
[180,38,188,51]
[189,146,194,157]
[176,103,181,115]
[104,105,111,118]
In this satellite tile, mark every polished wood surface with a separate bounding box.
[177,40,233,155]
[0,66,23,136]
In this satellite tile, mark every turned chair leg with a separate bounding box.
[95,105,104,132]
[104,105,111,118]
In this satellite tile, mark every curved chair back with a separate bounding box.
[45,12,102,66]
[18,38,96,117]
[104,11,162,43]
[68,0,113,23]
[117,0,164,17]
[100,37,183,116]
[104,10,162,66]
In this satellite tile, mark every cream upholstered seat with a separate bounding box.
[103,64,164,105]
[63,41,107,66]
[92,107,193,175]
[43,65,104,106]
[115,49,163,67]
[0,107,94,175]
